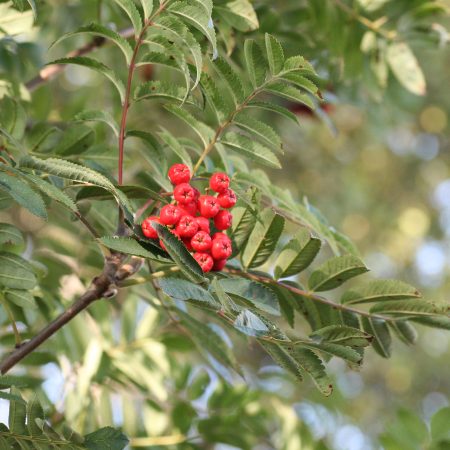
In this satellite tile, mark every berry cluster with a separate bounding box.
[141,164,237,272]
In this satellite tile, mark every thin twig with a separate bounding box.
[0,293,22,347]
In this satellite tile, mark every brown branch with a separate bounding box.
[224,267,396,322]
[25,27,134,93]
[0,252,127,374]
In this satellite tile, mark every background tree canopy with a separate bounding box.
[0,0,449,449]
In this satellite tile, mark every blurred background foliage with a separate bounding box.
[1,0,450,449]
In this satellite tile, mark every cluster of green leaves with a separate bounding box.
[0,376,128,449]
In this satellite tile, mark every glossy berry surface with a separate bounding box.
[209,172,230,193]
[211,238,232,259]
[173,183,197,204]
[168,164,191,185]
[191,231,212,252]
[160,204,182,225]
[212,232,230,242]
[212,258,227,271]
[198,195,220,218]
[141,216,159,239]
[194,252,214,273]
[178,201,198,217]
[176,215,199,238]
[214,210,232,230]
[217,189,237,209]
[195,216,210,234]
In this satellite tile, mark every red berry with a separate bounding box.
[212,232,231,243]
[193,187,201,199]
[212,258,227,271]
[211,238,232,259]
[178,201,198,217]
[173,183,196,204]
[195,216,210,234]
[141,216,159,239]
[194,252,214,273]
[209,172,230,193]
[160,204,182,225]
[198,195,220,218]
[191,231,212,252]
[175,215,199,238]
[182,237,193,251]
[214,210,232,231]
[217,189,237,209]
[168,163,191,185]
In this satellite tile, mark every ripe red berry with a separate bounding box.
[214,210,233,230]
[212,258,227,271]
[211,238,232,259]
[198,195,220,218]
[209,172,230,193]
[212,232,231,244]
[175,215,199,238]
[191,231,212,252]
[194,252,214,273]
[173,183,197,205]
[178,201,198,217]
[168,163,191,185]
[141,216,160,239]
[195,216,210,234]
[217,189,237,209]
[160,204,182,225]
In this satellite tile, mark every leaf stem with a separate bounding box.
[223,267,396,323]
[0,293,22,346]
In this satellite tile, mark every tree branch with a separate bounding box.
[0,253,127,374]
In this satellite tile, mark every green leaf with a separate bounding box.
[431,407,450,443]
[19,156,134,224]
[213,57,245,104]
[370,299,445,316]
[0,126,26,154]
[199,72,232,122]
[153,223,205,283]
[26,395,44,437]
[134,80,197,106]
[84,426,129,450]
[311,325,373,347]
[274,228,321,279]
[302,341,363,365]
[111,0,142,35]
[283,55,316,74]
[176,308,241,374]
[219,277,279,316]
[159,277,217,306]
[233,113,282,151]
[76,184,164,203]
[74,110,120,137]
[47,57,126,103]
[0,252,36,290]
[153,15,203,88]
[140,0,153,18]
[99,236,159,259]
[309,255,369,292]
[280,344,332,395]
[410,316,450,330]
[264,82,315,109]
[4,289,36,309]
[241,208,284,269]
[220,133,281,169]
[341,279,421,304]
[164,105,214,148]
[0,223,23,247]
[246,101,299,124]
[8,387,26,435]
[0,97,27,140]
[280,72,321,98]
[389,321,418,345]
[21,173,78,212]
[234,309,269,337]
[244,39,267,89]
[214,0,259,32]
[53,123,95,156]
[13,0,37,18]
[0,172,47,219]
[386,42,426,96]
[50,23,133,64]
[168,1,217,59]
[362,317,391,358]
[259,341,303,382]
[230,191,258,255]
[158,128,192,169]
[265,33,284,75]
